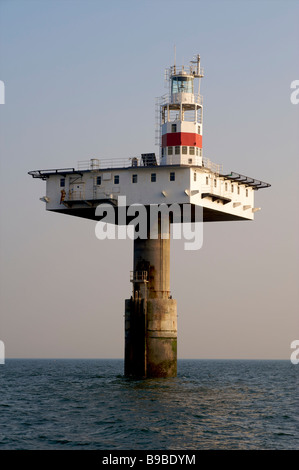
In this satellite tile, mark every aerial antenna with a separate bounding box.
[191,54,201,75]
[174,44,176,74]
[191,53,203,94]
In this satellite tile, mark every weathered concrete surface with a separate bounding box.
[124,215,177,378]
[124,297,177,378]
[133,219,170,300]
[146,298,177,378]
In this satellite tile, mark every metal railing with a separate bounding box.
[74,156,223,178]
[63,189,116,202]
[167,65,204,78]
[202,157,223,175]
[158,92,203,107]
[77,157,143,171]
[173,92,203,106]
[130,271,148,282]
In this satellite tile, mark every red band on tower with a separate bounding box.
[162,132,202,148]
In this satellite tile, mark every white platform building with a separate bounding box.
[29,54,270,377]
[30,54,269,223]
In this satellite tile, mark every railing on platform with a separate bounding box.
[76,156,223,173]
[158,92,203,107]
[64,189,116,202]
[202,157,223,175]
[130,271,148,282]
[77,158,141,171]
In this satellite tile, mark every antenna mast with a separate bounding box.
[174,45,176,74]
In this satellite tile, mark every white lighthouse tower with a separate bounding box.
[29,53,270,378]
[159,54,204,167]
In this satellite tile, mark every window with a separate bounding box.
[175,146,180,155]
[188,158,193,164]
[171,124,177,133]
[246,188,248,197]
[132,174,138,183]
[198,126,201,134]
[171,76,194,94]
[214,179,217,188]
[206,176,209,185]
[168,146,173,155]
[170,172,175,181]
[162,148,165,157]
[231,184,234,193]
[189,147,195,155]
[237,185,240,195]
[182,146,187,154]
[196,148,199,156]
[194,172,197,182]
[151,173,156,182]
[60,178,65,187]
[199,148,202,156]
[97,176,101,185]
[225,182,228,191]
[114,175,119,184]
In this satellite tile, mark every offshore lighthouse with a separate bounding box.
[29,54,270,378]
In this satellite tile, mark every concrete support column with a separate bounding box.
[146,298,177,377]
[133,232,170,300]
[124,214,177,378]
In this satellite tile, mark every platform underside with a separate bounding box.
[48,204,251,223]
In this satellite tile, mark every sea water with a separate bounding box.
[0,359,297,450]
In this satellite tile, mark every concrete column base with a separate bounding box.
[124,297,177,378]
[125,214,177,378]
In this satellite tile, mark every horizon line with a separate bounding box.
[3,357,291,361]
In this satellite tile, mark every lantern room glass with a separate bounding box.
[171,76,194,94]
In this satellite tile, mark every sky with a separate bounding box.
[0,0,298,360]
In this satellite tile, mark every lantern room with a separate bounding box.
[159,56,204,166]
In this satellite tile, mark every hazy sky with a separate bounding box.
[0,0,298,360]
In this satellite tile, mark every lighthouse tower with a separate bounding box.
[29,53,270,378]
[159,54,203,166]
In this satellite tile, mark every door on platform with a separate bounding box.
[69,182,85,200]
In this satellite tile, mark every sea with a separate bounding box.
[0,359,298,450]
